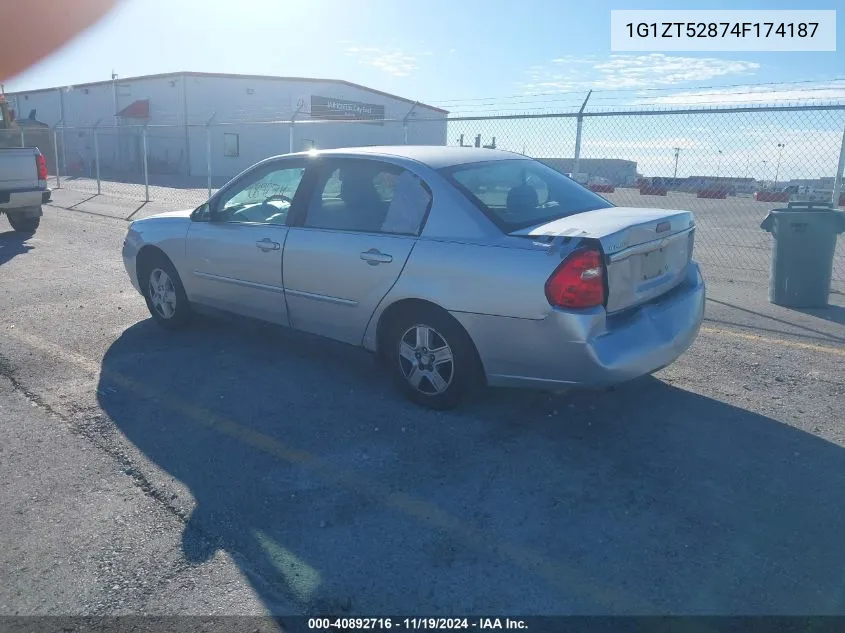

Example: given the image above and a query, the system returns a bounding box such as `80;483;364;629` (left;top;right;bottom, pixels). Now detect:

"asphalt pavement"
1;204;844;616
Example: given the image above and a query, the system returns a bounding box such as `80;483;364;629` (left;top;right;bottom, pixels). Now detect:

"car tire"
385;305;483;410
141;253;191;329
7;211;40;233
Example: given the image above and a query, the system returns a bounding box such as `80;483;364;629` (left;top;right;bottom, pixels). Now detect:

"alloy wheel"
148;268;177;319
397;324;455;395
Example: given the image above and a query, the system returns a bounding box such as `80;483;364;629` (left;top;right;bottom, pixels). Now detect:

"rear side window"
304;159;431;235
442;159;613;232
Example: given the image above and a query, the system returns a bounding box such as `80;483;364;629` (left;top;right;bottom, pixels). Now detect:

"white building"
6;71;448;180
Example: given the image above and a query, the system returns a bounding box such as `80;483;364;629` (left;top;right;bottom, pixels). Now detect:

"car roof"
285;145;530;169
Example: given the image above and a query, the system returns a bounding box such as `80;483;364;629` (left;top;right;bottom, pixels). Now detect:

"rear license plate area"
641;249;667;280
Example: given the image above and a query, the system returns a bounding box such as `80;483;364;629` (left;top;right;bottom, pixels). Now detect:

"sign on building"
310;96;384;125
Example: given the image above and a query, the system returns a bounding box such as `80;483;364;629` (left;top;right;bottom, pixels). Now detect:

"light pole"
762;160;768;185
774;143;785;185
672;147;681;181
715;150;723;182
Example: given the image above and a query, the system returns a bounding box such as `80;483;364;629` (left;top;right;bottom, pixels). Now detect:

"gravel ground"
1;205;844;616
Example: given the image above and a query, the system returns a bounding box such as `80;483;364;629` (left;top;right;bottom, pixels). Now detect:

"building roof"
686;176;755;182
5;71;448;114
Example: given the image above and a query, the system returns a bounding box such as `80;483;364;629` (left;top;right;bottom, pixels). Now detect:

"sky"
5;0;844;112
4;0;844;178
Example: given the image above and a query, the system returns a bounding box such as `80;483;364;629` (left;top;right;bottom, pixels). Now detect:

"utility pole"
672;147;681;181
774;143;785;185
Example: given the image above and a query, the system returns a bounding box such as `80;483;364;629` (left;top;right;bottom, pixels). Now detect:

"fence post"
403;102;419;145
52;125;61;189
205;112;216;199
93;119;102;195
573;90;592;174
59;120;68;176
289;120;294;154
142;124;150;202
832;125;845;208
289;104;304;154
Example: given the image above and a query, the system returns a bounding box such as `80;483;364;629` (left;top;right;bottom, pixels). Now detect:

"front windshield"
442;159;613;231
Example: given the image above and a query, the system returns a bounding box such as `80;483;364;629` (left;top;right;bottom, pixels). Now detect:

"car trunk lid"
510;206;695;313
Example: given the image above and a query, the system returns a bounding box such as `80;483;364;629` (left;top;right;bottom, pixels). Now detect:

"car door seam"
280;226;293;324
360;239;418;347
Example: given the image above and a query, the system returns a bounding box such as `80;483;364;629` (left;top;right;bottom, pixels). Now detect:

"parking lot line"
2;326;653;613
700;326;845;357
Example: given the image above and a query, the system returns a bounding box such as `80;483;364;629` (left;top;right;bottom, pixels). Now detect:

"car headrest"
507;184;539;213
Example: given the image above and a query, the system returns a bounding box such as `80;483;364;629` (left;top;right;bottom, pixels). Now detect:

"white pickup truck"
1;147;51;233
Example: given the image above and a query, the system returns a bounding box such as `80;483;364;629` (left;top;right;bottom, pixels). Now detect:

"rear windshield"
441;159;613;232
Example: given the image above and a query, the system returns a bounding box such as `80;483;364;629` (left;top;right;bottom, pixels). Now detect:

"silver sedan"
122;146;705;409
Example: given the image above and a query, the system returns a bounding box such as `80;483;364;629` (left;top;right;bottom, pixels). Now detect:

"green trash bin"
760;202;845;308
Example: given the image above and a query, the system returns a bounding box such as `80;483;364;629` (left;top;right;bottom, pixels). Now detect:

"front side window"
216;163;306;224
442;159;613;232
304;160;431;235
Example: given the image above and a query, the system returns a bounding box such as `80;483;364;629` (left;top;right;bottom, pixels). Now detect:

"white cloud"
343;45;421;77
521;53;759;92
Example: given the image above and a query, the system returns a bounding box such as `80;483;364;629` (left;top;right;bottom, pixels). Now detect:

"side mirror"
191;203;210;222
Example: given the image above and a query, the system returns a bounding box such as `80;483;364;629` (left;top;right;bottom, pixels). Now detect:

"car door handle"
360;248;393;265
255;238;281;252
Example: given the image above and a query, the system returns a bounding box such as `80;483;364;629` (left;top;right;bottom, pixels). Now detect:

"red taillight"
545;247;606;309
35;154;48;181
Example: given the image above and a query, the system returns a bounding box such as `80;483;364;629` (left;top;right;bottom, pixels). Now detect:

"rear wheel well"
375;298;486;381
136;246;169;292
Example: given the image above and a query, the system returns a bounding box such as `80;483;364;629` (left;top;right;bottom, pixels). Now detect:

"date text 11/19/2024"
307;617;528;630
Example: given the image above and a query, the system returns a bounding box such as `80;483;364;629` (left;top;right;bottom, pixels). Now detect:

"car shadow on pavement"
96;317;845;616
0;230;34;267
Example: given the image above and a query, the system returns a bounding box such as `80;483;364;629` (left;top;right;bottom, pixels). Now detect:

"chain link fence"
34;104;845;291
